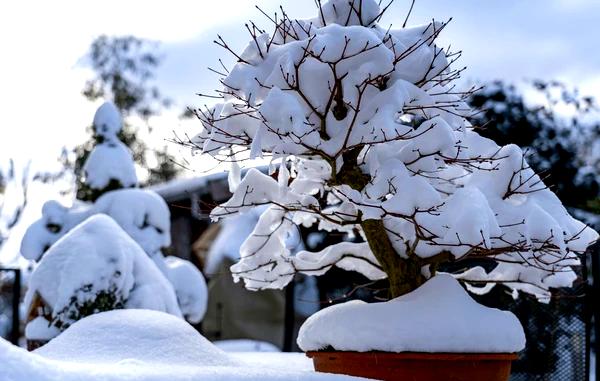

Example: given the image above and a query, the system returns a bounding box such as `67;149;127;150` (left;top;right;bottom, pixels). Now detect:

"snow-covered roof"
150;166;269;203
150;171;226;202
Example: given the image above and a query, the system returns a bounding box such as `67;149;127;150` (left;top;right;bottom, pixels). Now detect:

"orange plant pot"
307;351;518;381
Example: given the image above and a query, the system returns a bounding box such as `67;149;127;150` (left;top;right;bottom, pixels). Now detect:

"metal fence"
473;263;590;381
316;250;598;381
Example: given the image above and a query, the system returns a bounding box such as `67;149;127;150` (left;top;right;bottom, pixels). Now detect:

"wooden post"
283;279;295;352
591;246;600;381
10;269;20;345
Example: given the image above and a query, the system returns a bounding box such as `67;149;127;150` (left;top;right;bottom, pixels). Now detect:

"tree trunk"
334;151;426;298
360;219;426;298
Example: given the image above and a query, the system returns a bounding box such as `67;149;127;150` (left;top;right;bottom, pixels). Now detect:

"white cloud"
0;0;275;161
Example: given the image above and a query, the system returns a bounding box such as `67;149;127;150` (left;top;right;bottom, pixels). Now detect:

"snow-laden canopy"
24;215;181;338
83;141;137;191
191;0;598;300
161;256;208;323
21;188;170;261
83;101;137;192
93;101;123;141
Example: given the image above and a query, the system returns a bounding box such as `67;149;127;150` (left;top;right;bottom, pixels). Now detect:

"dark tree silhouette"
468;80;599;212
71;35;179;201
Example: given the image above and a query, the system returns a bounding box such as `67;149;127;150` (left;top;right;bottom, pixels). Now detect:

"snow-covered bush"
190;0;598;302
80;102;137;202
24;215;181;340
21;102;208;328
21;189;170;261
161;256;208;323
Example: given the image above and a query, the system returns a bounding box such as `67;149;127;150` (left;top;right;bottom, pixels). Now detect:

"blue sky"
0;0;599;166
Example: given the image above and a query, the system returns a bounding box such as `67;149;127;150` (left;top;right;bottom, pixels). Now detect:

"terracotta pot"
307;351;518;381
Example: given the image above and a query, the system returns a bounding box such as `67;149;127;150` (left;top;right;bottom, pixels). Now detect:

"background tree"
468;80;599;213
0;161;32;251
71;35;179;201
0;168;5;195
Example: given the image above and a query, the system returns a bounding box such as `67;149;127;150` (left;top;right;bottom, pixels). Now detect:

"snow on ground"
0;309;367;381
231;352;315;372
214;339;281;353
298;274;526;353
34;309;229;366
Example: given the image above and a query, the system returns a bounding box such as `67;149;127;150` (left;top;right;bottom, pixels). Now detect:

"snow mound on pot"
297;274;526;353
35;309;230;366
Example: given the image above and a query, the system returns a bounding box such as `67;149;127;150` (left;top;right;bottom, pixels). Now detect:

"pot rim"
306;351;519;361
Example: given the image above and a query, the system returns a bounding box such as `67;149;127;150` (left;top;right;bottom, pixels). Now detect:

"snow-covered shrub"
21;102;208;327
189;0;598;302
161;256;208;323
21;188;171;262
24;215;181;340
80;102;137;202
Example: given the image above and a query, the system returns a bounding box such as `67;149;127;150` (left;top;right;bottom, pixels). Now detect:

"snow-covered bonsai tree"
190;0;598;305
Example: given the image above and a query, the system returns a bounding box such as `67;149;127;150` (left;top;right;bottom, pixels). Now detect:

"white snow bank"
297;274;525;353
35;309;231;366
24;215;181;337
0;309;367;381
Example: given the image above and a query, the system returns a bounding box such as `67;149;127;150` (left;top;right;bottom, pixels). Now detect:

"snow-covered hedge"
21;189;170;261
191;0;598;301
24;215;181;339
